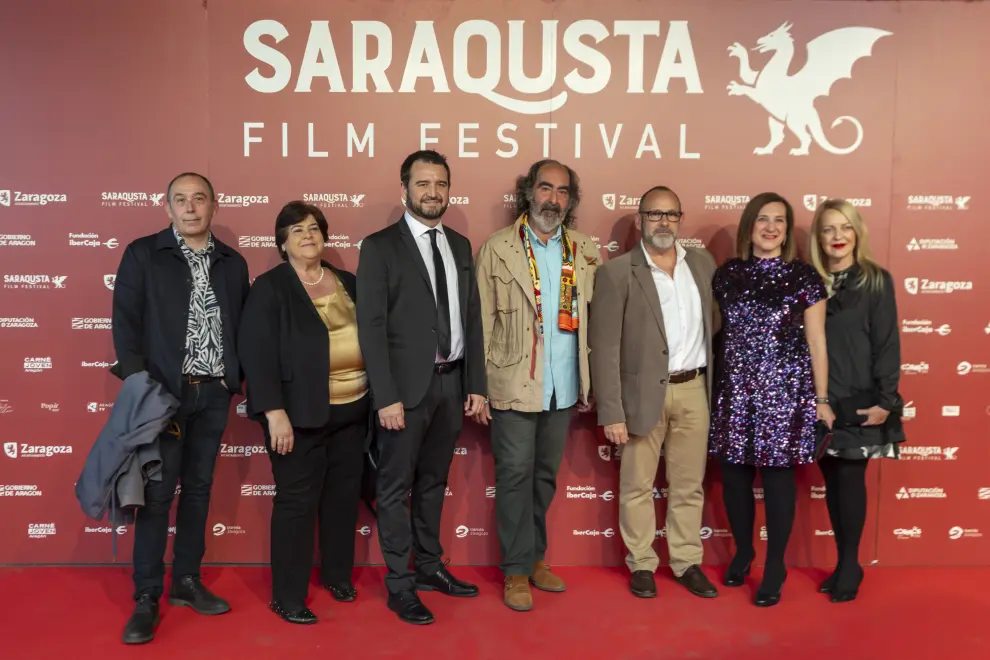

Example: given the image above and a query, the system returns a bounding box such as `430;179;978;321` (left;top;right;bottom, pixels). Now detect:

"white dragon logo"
727;23;891;155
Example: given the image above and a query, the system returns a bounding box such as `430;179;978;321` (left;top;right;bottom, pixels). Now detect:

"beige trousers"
619;375;709;577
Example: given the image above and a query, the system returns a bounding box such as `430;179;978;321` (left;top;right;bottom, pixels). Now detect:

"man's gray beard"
646;231;676;251
529;209;562;234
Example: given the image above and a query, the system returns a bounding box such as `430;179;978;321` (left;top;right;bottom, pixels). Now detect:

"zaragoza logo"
727;22;891;156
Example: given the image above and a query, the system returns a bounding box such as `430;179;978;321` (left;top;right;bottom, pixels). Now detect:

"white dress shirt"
404;212;463;362
641;241;706;372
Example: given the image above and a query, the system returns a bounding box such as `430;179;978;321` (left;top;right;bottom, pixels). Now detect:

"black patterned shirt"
173;226;225;377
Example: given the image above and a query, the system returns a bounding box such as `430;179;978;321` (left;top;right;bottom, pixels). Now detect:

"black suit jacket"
356;217;485;410
237;260;360;429
110;226;250;398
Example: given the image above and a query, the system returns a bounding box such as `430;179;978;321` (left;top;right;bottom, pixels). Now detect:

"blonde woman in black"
809;199;905;603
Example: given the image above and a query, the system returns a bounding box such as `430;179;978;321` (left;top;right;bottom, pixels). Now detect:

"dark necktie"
428;229;452;360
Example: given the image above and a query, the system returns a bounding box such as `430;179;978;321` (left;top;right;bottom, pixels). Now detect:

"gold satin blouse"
311;277;367;405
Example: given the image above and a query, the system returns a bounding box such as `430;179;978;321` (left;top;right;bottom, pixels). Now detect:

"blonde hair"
809;199;885;294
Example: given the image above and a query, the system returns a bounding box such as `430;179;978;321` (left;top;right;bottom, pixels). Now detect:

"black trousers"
720;460;796;574
132;379;232;599
376;366;463;594
265;395;369;609
818;455;868;569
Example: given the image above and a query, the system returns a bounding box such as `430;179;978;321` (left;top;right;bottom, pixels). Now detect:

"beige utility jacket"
475;216;602;412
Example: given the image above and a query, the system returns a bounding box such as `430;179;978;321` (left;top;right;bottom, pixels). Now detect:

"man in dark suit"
356;150;486;625
112;172;250;644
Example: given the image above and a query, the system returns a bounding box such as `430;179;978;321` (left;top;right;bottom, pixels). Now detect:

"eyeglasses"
639;210;683;223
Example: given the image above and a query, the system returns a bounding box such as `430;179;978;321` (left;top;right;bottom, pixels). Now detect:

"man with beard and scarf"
356;150;486;625
471;159;601;612
588;186;720;600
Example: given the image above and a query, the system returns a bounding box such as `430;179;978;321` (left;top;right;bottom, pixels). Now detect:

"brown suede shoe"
504;575;533;611
530;561;566;592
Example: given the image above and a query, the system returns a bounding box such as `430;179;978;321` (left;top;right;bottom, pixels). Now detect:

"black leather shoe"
168;576;231;615
122;594;159;645
754;568;787;607
630;570;657;598
324;581;357;602
416;566;479;597
387;591;435;625
830;565;863;603
722;554;753;587
674;565;718;598
270;601;317;624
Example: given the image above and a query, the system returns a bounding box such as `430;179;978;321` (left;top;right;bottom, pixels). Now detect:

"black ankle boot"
122;594;160;644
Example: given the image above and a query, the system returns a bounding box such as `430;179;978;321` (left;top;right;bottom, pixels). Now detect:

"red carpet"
1;565;987;658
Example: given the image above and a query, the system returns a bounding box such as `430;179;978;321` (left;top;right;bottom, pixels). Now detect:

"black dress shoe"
387;591;435;625
122;594;159;645
168;575;231;615
416;566;479;597
324;581;357;602
723;552;754;588
754;568;787;607
270;601;318;624
674;565;719;598
830;565;863;603
630;570;657;598
268;600;317;624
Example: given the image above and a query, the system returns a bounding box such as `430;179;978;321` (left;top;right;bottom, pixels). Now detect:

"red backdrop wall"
1;0;987;567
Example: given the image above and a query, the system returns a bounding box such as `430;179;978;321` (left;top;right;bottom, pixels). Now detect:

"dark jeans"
266;395;369;609
490;404;571;576
132;379;231;600
376;366;463;594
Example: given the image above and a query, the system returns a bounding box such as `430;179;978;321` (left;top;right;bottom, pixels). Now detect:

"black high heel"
754;568;787;607
819;568;840;594
723;553;754;587
830;565;863;603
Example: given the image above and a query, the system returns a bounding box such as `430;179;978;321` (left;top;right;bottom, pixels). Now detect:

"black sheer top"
825;264;906;450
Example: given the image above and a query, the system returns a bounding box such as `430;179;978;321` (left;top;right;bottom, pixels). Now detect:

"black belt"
184;374;220;385
434;360;462;375
668;367;705;384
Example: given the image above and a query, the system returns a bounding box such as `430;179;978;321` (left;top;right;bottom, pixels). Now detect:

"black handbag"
832;391;877;428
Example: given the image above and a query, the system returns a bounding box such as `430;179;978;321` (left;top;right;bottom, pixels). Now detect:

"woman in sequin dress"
709;192;832;607
810;199;904;603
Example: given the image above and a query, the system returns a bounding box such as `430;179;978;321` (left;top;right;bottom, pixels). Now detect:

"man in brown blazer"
589;186;719;600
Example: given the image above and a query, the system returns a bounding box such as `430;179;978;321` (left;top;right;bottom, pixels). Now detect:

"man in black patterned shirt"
111;172;250;645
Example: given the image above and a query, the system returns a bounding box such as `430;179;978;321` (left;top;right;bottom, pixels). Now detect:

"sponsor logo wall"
0;1;987;567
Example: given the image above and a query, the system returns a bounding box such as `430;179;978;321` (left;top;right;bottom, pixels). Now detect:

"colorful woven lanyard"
520;215;578;335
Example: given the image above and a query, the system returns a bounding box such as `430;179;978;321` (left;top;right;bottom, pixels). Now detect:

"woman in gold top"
239;201;370;624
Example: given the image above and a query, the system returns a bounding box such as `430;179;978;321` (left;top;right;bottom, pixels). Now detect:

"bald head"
637;186;683;254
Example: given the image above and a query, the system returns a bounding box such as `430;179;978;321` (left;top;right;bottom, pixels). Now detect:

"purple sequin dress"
709;257;827;467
